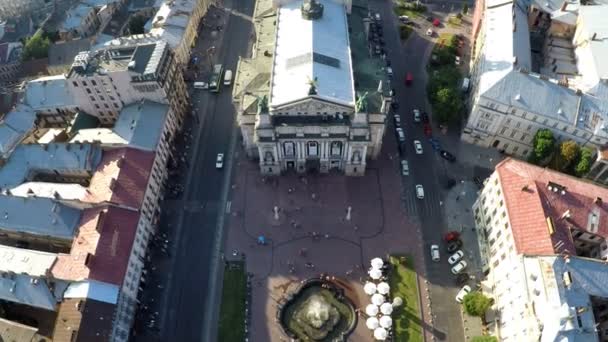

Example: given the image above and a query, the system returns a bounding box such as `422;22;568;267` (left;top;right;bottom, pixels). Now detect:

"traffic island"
218;261;248;342
388;255;423;342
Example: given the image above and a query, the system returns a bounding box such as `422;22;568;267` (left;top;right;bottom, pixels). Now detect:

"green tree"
462;291;493;317
575;147;594;177
462;3;469;14
532;129;555;162
557;140;581;171
22;31;50;61
433;87;462;123
471;336;497;342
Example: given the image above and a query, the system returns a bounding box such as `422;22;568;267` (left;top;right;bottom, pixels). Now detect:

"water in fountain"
305;295;332;328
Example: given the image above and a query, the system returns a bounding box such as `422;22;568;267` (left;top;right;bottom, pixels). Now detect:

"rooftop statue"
307;77;318;96
301;0;324;20
355;92;369;113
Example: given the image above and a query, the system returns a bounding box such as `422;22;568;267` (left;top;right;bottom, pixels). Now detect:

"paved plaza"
224;147;428;341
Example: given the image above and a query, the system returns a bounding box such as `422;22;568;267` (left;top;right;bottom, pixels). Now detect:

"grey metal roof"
70;100;168;150
0;245;57;276
0;195;82;240
482;70;581;123
0;143;102;189
578;6;608;81
48;38;92;67
476;0;531;96
24;75;76;110
0;273;58;310
0;104;36;158
132;44;157;74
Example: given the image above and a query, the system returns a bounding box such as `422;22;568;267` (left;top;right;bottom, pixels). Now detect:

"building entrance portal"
305;159;320;173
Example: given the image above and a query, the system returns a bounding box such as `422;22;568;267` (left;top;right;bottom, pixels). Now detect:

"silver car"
451;260;468;274
401;160;409;176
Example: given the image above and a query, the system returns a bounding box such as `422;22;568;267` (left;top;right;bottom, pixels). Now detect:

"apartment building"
233;0;391;176
0;42;22;85
0;143;166;341
146;0;212;66
472;158;608;340
462;0;608;157
59;4;101;40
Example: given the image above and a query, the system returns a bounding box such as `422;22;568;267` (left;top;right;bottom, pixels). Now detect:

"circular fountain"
279;278;356;341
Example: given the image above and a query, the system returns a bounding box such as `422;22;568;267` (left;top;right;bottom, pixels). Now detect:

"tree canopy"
531;129;555;162
462;291;493;317
22;31;50;61
575;147;594;177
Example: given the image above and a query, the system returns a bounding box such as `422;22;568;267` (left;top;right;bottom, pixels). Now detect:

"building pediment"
271;97;353;115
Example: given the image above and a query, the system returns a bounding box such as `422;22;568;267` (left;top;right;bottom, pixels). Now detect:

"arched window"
283;141;295;157
307;141;318;156
352;150;362;164
330;141;342;156
264;151;274;163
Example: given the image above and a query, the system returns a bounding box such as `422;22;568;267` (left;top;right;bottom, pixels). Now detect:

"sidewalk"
443;180;484;341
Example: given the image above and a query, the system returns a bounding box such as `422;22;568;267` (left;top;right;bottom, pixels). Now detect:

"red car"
405;72;413;86
433;18;440;27
423;123;432;137
444;231;460;242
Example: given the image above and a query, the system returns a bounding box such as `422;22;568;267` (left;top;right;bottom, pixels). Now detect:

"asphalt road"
373;1;466;341
157;1;254;341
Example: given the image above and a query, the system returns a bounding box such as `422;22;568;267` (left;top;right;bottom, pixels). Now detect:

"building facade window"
283;141;295;157
330;141;342;156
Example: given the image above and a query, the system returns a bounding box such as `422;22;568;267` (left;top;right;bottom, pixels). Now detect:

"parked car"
430;244;440;262
405;72;413;86
401;160;410;176
426;16;433;22
413;109;421;123
422;111;430;123
440;150;456;162
396;127;405;142
415;184;425;199
455;285;472;303
394;114;401;127
391;99;400;110
448;250;464;265
216;153;224;169
451;260;468;274
426;29;434;36
399;15;410;23
444;231;461;242
432;18;440;27
455;55;461;65
423;123;432;137
414;140;423;154
447;239;463;253
387;66;393;78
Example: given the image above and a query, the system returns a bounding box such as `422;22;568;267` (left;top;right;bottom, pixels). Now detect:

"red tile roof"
496;158;608;255
85;148;154;209
51;206;138;286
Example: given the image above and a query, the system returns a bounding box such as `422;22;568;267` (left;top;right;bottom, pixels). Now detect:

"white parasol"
377;282;390;295
380;302;393;315
366;316;380;330
371;257;384;269
364;282;377;295
392;297;403;307
379;315;393;328
371;293;386;306
373;327;388;340
365;304;379;316
369;268;383;280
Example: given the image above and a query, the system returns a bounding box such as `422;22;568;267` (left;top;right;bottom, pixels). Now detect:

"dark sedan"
440;150;456;162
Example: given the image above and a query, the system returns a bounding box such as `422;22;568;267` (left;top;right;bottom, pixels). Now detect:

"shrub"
462;292;493;317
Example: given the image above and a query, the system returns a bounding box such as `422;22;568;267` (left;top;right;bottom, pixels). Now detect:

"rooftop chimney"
592;33;597;41
595;197;603;205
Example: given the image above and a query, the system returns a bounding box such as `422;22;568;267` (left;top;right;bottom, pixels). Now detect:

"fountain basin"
279;278;357;341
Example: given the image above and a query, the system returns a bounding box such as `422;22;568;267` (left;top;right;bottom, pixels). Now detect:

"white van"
461;77;470;92
194;81;209;89
224;69;233;86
